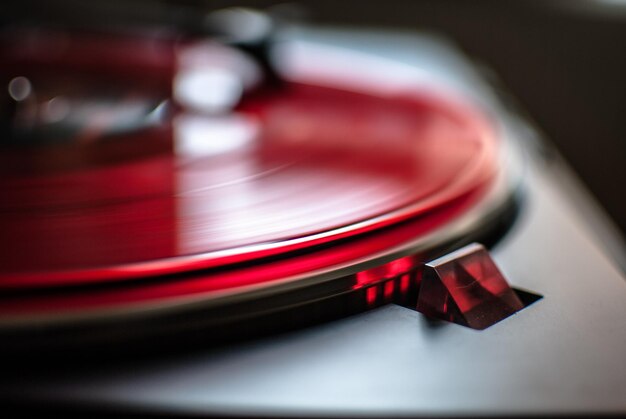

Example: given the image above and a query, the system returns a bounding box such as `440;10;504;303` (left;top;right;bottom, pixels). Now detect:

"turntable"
1;5;625;418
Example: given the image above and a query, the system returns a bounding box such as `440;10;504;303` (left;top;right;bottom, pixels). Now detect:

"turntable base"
2;27;625;418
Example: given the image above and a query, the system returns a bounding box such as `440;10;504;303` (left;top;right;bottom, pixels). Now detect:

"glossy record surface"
0;30;499;291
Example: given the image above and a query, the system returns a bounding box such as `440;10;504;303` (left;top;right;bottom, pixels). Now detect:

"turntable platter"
0;29;508;336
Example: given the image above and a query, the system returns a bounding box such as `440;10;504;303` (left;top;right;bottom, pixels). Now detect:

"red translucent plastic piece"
416;243;524;329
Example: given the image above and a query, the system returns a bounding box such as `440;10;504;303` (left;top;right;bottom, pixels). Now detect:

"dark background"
5;0;626;236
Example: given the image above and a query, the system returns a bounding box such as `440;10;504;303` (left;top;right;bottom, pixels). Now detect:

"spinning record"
0;28;509;332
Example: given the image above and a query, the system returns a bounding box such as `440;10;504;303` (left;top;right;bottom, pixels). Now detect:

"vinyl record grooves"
0;28;512;341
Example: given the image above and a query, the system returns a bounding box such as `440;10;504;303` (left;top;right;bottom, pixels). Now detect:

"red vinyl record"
0;29;505;326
